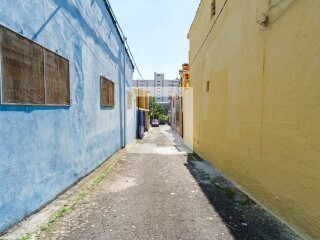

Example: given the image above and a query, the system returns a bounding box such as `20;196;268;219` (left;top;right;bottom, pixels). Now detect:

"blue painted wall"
0;0;136;232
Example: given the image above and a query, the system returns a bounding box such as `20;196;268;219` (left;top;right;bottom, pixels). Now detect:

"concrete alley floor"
3;125;301;240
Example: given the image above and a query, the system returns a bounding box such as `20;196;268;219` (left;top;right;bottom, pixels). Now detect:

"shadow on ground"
161;126;301;239
184;153;301;240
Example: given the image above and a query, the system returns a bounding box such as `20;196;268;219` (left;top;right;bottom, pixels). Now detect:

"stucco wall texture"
188;0;320;238
0;0;136;233
182;88;193;150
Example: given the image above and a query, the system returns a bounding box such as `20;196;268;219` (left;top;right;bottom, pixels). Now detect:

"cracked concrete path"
10;125;300;240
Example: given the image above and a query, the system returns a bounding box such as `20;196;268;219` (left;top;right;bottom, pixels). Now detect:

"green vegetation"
39;158;118;233
75;190;86;201
19;233;32;240
159;114;168;121
18;153;123;240
74;173;106;201
149;97;168;121
74;162;116;202
40;207;71;232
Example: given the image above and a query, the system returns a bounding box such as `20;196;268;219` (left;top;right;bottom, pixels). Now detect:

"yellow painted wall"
188;0;320;238
183;87;193;149
133;88;149;110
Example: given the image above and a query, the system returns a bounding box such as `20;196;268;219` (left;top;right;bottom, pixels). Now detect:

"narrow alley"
5;125;300;240
0;1;319;239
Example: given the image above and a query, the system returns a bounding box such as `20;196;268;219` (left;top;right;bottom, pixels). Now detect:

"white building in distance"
133;73;180;104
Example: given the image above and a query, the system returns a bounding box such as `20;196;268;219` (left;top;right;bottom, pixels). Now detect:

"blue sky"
109;0;200;80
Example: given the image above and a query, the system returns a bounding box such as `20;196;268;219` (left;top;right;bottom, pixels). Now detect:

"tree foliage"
149;97;167;121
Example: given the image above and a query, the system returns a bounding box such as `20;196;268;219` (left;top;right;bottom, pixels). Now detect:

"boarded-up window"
0;25;70;105
101;76;115;107
127;91;132;109
44;51;70;105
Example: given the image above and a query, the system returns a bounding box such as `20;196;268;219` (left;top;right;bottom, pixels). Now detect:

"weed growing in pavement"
19;233;31;240
75;190;86;201
90;174;106;188
17;152;124;240
40;207;71;232
74;163;116;202
74;173;105;201
40;224;49;232
73;173;107;201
